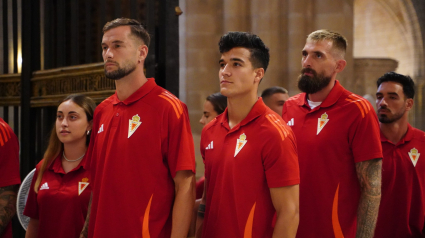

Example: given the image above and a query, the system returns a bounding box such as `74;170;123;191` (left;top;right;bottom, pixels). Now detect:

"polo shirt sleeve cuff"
268;178;300;188
354;152;383;163
0;178;21;188
173;165;196;177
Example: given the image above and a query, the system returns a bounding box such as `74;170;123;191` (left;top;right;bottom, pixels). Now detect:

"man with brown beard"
281;29;383;238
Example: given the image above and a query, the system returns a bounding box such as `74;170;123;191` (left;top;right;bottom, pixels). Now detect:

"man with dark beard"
79;18;196;238
281;29;383;238
374;72;425;238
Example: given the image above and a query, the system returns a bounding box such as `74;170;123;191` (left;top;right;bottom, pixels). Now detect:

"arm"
79;193;92;238
0;184;18;235
195;178;207;238
270;185;299;238
355;158;382;238
171;170;195;238
25;218;39;238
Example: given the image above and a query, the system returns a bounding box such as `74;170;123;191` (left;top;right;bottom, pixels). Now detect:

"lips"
104;61;118;67
60;130;70;134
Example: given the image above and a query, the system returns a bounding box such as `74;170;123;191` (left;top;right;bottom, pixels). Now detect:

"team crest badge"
128;114;142;138
317;112;329;135
234;133;247;157
408;148;420;167
78;178;89;195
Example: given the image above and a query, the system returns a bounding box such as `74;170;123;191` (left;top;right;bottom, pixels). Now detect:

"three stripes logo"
205;141;214;150
265;114;290;141
0;121;11;147
345;94;371;118
40;182;49;190
159;91;183;119
287;118;294;126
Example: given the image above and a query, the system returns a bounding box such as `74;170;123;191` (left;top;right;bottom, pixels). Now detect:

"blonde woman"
24;94;96;238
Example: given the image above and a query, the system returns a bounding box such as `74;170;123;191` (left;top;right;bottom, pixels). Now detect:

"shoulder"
201;116;221;136
260;110;293;142
412;127;425;141
285;93;304;106
340;91;374;118
147;86;187;118
94;95;115;116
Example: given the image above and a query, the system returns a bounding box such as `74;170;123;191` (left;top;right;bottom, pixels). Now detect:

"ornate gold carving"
0;62;116;106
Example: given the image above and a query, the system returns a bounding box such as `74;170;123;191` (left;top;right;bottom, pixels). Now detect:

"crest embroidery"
408;148;420;167
234;133;247;157
78;178;89;195
128;114;142;138
317;112;329;135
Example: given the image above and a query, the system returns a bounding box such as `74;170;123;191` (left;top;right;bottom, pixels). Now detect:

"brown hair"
34;94;96;193
103;18;150;47
307;29;347;59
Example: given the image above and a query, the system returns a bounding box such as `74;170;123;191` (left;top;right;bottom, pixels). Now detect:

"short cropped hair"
377;72;415;99
219;32;270;72
307;29;347;59
103;18;150;47
261;86;288;99
206;93;227;115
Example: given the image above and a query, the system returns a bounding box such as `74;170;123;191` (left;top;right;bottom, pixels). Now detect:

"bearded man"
282;29;382;238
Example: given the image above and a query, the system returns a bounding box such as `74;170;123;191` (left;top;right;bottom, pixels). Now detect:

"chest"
38;169;91;204
203;127;265;177
95;104;163;146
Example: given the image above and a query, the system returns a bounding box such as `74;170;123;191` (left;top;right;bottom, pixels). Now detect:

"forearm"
195;203;205;238
0;185;18;235
273;209;299;238
355;159;382;238
171;172;195;238
25;218;39;238
271;185;300;238
79;193;92;238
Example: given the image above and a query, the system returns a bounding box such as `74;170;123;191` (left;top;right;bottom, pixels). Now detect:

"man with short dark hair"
261;86;290;115
282;29;382;238
0;118;20;238
374;72;425;237
196;32;300;238
80;18;196;238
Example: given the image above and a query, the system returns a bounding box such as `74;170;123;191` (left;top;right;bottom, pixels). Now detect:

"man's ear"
405;98;414;112
138;44;148;63
254;68;265;84
335;59;346;73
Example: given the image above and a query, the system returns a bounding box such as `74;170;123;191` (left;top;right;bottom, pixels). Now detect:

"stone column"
353;58;398;110
250;0;287;94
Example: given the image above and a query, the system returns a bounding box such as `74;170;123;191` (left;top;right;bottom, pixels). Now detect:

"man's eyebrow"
230;58;244;63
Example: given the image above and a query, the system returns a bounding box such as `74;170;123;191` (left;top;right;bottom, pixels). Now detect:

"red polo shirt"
201;98;299;238
374;124;425;237
24;153;91;238
86;78;195;238
0;118;20;238
282;81;382;238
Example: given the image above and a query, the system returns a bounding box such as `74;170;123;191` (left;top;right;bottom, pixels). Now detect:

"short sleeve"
23;168;40;219
349;102;383;163
0;120;21;188
164;103;196;178
262;126;300;188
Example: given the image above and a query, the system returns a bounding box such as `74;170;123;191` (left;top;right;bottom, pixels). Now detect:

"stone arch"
354;0;424;127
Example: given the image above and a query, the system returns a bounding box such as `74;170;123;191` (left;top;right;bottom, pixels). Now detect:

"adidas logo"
205;141;214;150
287;118;294;126
40;182;49;190
98;124;104;133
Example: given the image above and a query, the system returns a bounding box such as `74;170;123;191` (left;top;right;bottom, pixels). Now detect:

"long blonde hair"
34;94;96;192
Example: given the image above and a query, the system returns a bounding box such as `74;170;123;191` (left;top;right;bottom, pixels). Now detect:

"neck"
308;78;336;102
63;141;87;161
115;67;147;101
380;117;409;144
227;92;258;129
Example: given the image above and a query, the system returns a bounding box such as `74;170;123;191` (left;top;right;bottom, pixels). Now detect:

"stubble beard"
105;62;137;80
297;68;332;94
378;107;405;124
